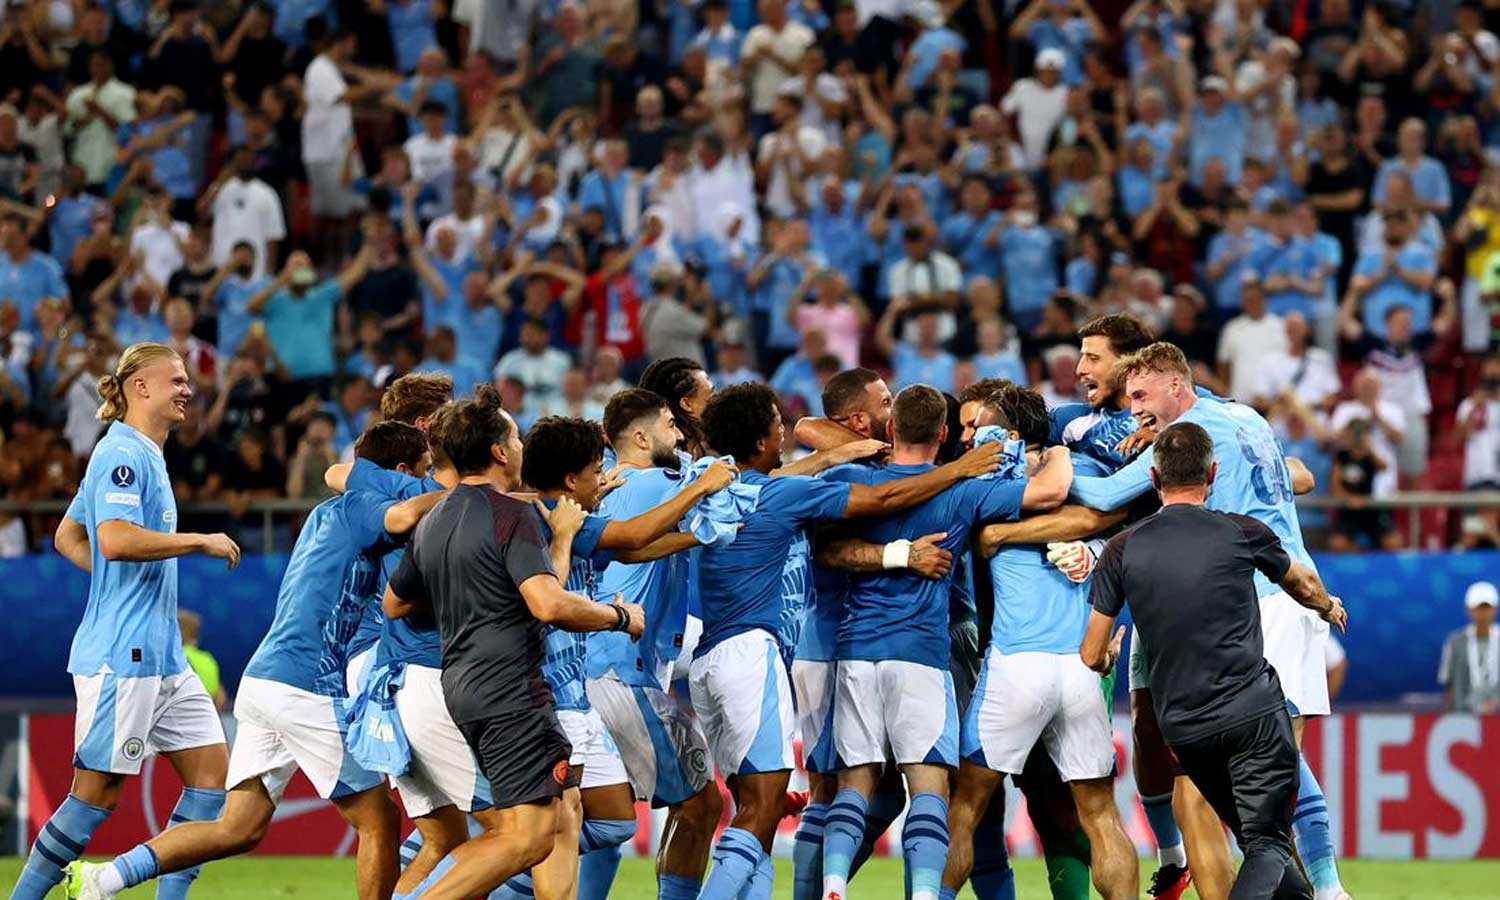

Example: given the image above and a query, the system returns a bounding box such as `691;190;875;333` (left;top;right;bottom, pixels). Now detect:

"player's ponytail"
96;342;182;423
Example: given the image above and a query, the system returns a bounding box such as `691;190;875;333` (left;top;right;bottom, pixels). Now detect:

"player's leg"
899;763;952;900
939;761;1004;898
407;800;561;900
851;767;906;875
820;763;879;900
14;769;118;900
529;786;583;900
1016;748;1089;900
886;662;961;900
1053;653;1137;900
330;785;403;900
1166;776;1232;900
150;669;232;900
578;781;639;900
17;671;159;900
397;807;469;896
791;658;838;900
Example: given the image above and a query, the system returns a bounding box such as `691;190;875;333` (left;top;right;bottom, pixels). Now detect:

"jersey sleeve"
505;511;557;586
1230;513;1292;583
1088;533;1128;617
65;491;85;523
88;444;147;527
1068;445;1155;510
388;547;428;607
573;513;613;568
341;490;400;548
1048;403;1088;448
779;474;854;525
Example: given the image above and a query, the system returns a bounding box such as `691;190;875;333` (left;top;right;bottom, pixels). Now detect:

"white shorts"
557;707;629;790
790;659;837;774
346;646;375;698
1128;626;1150;692
227;676;384;804
73;668;225;775
960;648;1115;781
1260;591;1332;717
589;675;711;806
687;629;796;778
391;664;493;817
833;659;958;768
670;616;704;684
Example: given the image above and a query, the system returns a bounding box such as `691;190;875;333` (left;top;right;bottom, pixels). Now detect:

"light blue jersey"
67;421;187;678
776;529;814;670
987;454;1110;655
345;459;447;671
242;491;398;697
1049;403;1139;472
822;464;1024;669
695;471;851;659
587;466;692;688
1069;398;1316;597
536;501;614;713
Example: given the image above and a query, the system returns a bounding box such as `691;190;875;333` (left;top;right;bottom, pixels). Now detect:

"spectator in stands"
1439;581;1499;714
1374;118;1452;217
1001;47;1068;171
641;260;714;366
247;247;373;397
1217;273;1287;402
286;410;339;501
1036;343;1082;408
201;147;285;279
1457;355;1500;489
1255;311;1340;411
1328;416;1398;551
1346;207;1438;340
496;316;573;416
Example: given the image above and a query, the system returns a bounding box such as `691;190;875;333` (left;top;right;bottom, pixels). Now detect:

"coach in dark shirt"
1081;422;1346;900
384;385;643;899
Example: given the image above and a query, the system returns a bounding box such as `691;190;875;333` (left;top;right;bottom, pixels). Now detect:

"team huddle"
13;314;1353;900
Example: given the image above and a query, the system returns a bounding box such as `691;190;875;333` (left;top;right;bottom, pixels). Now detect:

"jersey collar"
109;420;165;460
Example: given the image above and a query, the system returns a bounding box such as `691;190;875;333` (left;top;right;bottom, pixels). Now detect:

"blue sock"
903;793;950;900
407;854;457;899
854;784;904;874
110;844;161;890
1293;755;1342;898
792;802;828;900
737;853;774;900
698;827;764;900
399;829;425;871
578;818;636;900
153;787;225;900
940;888;959;900
660;872;703;900
1141;792;1186;867
11;793;110;900
821;788;868;896
488;871;534;900
970;799;1015;900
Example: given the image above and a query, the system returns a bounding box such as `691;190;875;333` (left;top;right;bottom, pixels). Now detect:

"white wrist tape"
882;539;912;569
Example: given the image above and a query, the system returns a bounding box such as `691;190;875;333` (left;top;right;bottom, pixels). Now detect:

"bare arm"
816;531;953;579
96;520;239;567
519;574;644;636
615;531;700;563
598;461;732;550
842;442;1002;517
1021;446;1073;511
1080;610;1124;673
772;439;887;477
1279;560;1345;630
1287;457;1315;495
383;490;446;536
55;515;91;572
975;505;1126;558
793;416;864;451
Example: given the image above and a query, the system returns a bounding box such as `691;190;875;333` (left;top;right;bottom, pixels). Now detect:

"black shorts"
458;707;578;809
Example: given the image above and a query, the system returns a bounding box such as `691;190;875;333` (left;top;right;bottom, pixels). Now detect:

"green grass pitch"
5;856;1499;898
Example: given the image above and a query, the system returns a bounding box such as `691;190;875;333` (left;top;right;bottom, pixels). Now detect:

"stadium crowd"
0;0;1499;554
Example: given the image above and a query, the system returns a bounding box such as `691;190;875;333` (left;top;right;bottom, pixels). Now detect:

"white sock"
1314;889;1345;900
1158;843;1187;869
97;863;128;896
823;875;848;899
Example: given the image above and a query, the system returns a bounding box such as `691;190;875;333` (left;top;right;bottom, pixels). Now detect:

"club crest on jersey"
121;737;145;761
111;466;136;488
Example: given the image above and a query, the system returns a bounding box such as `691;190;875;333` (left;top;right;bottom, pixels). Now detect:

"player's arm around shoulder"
842;440;1005;517
1020;445;1072;511
974;503;1125;558
382;488;447;536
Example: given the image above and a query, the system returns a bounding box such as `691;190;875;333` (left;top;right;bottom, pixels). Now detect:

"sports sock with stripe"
10;793;110;900
902;793;950;900
153;787;225;900
1293;755;1343;900
792;802;828;900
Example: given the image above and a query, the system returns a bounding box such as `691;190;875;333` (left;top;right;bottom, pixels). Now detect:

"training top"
1091;504;1292;744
